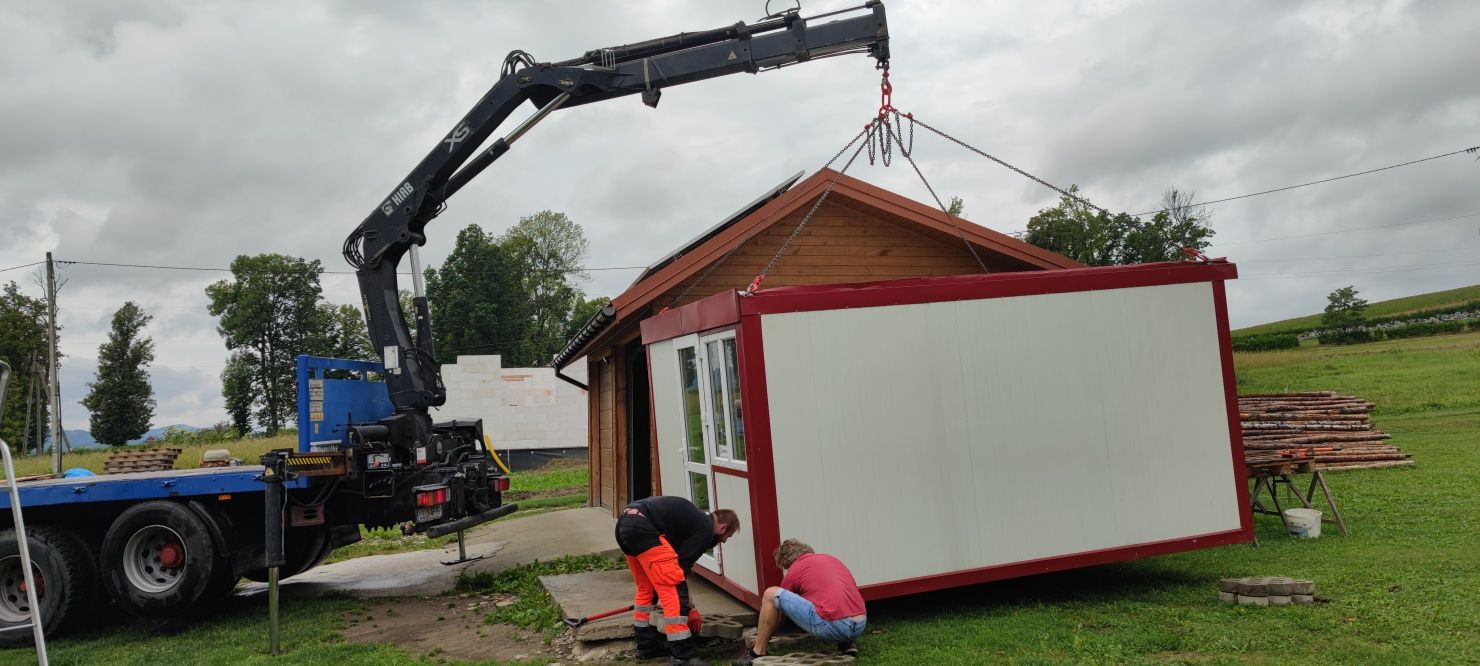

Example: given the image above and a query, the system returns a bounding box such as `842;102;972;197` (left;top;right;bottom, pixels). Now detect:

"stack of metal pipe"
1238;392;1413;471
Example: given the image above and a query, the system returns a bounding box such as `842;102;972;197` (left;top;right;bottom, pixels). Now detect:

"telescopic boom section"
342;1;888;452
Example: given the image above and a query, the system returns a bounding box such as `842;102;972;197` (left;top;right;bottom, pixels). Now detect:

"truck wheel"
0;526;98;646
101;501;219;618
243;527;330;582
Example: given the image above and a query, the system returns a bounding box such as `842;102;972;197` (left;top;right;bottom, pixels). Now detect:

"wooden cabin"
552;168;1081;516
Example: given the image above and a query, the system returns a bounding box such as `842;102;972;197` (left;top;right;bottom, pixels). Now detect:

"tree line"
209;210;605;437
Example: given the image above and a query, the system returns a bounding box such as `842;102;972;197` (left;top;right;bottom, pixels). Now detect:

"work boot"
730;646;760;665
668;636;709;666
837;640;859;657
634;626;669;660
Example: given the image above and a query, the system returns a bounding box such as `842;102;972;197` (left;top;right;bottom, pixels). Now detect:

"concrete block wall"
436;355;588;451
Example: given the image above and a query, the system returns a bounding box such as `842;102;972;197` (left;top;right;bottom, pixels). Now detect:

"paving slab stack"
1219;577;1315;606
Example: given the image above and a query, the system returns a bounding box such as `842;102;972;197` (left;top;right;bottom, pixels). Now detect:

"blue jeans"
773;589;866;643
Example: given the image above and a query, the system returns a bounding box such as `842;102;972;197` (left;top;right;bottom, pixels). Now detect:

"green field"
1234;282;1480;337
5;333;1477;664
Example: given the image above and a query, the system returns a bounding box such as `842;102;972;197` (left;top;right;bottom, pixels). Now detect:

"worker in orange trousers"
616;496;740;665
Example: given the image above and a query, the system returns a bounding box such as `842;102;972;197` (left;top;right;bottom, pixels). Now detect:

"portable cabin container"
639;260;1253;606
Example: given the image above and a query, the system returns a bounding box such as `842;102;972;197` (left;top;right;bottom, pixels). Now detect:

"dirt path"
342;596;558;663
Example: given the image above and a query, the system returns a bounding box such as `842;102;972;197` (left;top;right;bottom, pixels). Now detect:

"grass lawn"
0;457;591;665
855;333;1479;664
8;434;295;478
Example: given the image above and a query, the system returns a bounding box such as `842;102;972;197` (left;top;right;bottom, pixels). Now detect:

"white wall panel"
647;339;689;502
763;282;1241;587
714;473;758;593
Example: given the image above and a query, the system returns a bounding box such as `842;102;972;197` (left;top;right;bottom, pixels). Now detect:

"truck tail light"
494;476;510;492
415;486;450;508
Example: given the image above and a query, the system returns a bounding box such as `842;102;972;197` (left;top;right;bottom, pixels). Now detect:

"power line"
1208;211;1480;247
1240;258;1480;280
56;259;646;274
1129;144;1480;216
1234;245;1480;264
0;261;44;274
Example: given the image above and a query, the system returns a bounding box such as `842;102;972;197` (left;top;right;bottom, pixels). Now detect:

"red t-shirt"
779;553;866;621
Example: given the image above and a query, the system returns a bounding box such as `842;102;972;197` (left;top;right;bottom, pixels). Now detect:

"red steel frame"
641;260;1254;608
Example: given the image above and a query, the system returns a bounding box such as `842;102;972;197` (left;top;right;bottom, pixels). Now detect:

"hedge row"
1364;300;1480;327
1378;319;1470;340
1232;333;1300;352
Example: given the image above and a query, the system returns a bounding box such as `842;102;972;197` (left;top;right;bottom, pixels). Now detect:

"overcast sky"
2;0;1476;430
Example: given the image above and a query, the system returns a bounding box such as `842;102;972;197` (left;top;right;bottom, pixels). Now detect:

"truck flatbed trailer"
0;466;312;509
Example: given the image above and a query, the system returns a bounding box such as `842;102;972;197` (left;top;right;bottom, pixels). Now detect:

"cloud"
2;0;1477;429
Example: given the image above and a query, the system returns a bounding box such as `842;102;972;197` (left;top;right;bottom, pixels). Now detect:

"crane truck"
0;2;891;644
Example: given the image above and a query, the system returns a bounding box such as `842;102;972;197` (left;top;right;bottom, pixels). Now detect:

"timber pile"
104;448;183;474
1239;392;1413;471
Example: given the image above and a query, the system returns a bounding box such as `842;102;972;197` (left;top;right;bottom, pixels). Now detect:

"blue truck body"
2;356;384;511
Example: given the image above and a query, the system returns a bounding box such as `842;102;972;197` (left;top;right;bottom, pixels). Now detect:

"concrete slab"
541;568;758;642
238;507;616;599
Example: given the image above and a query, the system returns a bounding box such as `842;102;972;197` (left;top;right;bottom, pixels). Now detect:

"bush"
1380;320;1469;340
1320;329;1373;345
1232;333;1300;352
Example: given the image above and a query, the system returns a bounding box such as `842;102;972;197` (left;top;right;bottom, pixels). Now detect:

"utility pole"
46;252;63;474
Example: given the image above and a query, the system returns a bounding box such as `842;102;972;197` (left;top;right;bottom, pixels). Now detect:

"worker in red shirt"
733;539;867;665
616;495;741;665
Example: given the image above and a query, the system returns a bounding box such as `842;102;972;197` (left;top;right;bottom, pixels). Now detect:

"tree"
205;254;331;435
221;353;254;437
1024;186;1214;266
0;281;53;452
426;224;532;364
80;302;156;446
321;302;374;361
947;196;966;217
502;210;590;366
1321;286;1370;344
565;295;611;341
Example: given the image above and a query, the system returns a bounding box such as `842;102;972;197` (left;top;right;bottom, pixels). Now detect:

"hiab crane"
0;3;889;644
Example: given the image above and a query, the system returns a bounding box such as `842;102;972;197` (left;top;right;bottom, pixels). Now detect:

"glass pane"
724;338;745;461
706;340;728;456
679;347;705;464
688;471;710;511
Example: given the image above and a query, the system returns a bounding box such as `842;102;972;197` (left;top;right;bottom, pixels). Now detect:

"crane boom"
341;3;888;468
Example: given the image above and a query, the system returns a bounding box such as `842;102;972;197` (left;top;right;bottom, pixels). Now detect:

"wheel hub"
0;555;41;623
121;525;189;595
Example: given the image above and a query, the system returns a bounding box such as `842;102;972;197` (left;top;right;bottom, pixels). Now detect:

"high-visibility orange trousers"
626;536;695;641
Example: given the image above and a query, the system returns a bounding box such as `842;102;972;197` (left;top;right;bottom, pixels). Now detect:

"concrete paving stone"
541;569;756;642
1292;594;1315;605
1268;595;1292;605
752;651;855;665
1218;578;1241;594
1291;580;1316;595
1218;591;1237;603
1237;578;1269;596
1237;594;1270;606
1268;578;1294;595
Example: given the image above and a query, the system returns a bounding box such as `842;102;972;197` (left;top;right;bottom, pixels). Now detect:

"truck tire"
242;527;331;582
101;500;220;618
0;526;98;646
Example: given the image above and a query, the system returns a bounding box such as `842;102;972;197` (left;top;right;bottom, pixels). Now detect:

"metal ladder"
0;360;50;663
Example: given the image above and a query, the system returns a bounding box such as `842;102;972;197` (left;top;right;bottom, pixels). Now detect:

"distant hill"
1235;284;1480;337
63;424;202;449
